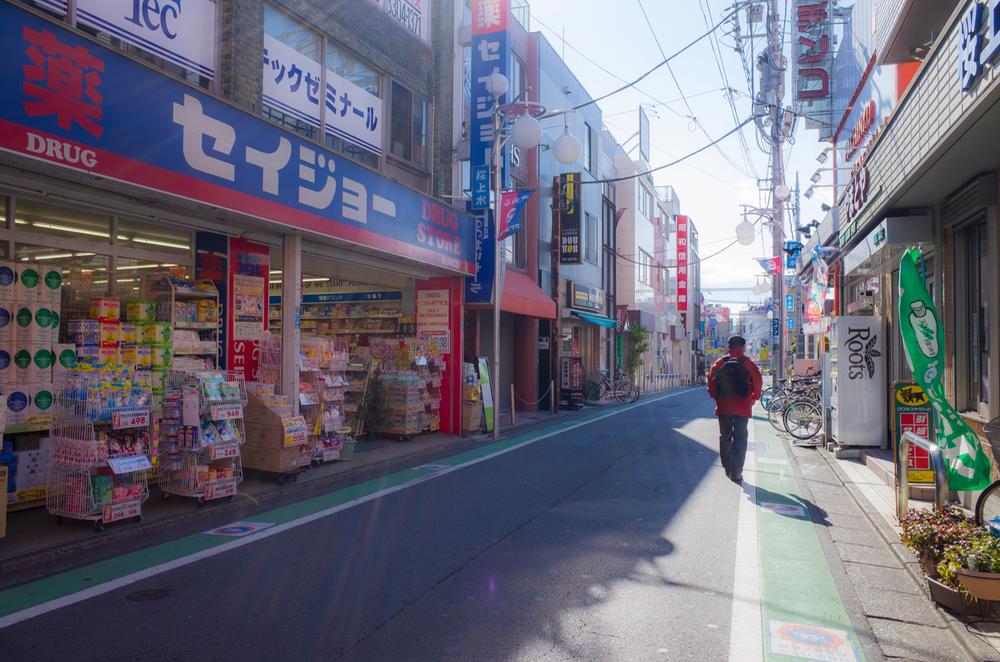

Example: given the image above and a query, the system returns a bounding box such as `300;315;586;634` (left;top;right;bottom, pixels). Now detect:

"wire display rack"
158;370;248;506
45;369;153;531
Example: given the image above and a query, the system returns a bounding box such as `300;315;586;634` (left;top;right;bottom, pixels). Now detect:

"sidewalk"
0;389;651;588
757;417;1000;661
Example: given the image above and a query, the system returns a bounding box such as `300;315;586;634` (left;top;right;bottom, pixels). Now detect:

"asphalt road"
1;390;746;661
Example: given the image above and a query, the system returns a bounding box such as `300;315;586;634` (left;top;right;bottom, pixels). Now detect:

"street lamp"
487;74;579;440
735;219;756;246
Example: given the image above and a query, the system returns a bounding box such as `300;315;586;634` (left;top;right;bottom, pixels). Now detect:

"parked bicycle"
765;375;823;442
973;417;1000;525
593;370;640;404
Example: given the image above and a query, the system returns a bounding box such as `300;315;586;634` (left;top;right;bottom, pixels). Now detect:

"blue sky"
527;0;831;309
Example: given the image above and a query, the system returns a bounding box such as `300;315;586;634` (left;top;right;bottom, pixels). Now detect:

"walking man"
707;336;763;484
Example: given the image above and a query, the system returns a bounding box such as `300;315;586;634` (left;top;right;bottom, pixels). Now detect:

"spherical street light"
715;313;724;323
735;220;755;246
510;115;543;150
766;310;775;320
553;130;581;165
485;72;509;99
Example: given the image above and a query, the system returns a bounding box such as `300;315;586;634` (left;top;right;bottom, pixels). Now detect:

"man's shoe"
730;473;743;484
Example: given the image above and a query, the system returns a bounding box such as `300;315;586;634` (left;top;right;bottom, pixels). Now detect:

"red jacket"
707;349;763;417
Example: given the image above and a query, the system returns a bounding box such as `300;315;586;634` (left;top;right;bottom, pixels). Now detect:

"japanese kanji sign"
792;0;833;139
464;209;496;304
676;215;689;313
892;382;935;485
559;173;582;264
262;34;382;155
0;4;474;274
471;0;509;175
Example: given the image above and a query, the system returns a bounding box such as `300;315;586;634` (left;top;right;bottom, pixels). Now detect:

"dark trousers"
718;415;749;476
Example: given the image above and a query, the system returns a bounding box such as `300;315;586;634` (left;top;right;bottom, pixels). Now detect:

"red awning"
502;271;556;318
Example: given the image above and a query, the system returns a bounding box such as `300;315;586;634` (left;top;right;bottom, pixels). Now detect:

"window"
14;199;111;244
583;122;594;173
585;212;598;264
391;82;428;166
638;249;652;285
637;184;648;218
263;6;321;140
511;55;527;101
117;218;192;257
324;40;382;169
961;220;991;413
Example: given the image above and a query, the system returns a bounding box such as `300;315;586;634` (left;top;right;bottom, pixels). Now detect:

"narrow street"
6;388;985;662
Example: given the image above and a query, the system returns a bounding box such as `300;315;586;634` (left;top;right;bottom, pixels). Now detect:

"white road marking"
0;388;701;631
729;423;763;662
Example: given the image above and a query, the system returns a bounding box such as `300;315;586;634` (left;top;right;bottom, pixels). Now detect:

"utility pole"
764;0;787;378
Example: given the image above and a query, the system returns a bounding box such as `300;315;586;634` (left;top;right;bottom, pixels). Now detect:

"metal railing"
896;430;949;519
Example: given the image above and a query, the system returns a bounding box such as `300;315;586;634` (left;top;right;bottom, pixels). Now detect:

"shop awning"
501;271;556;319
571;310;616;328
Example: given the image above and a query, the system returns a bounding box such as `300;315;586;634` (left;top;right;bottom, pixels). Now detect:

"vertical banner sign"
497;189;533;240
471;0;508;173
558;172;582;263
465;210;496;304
228;238;269;382
892;382;935;485
477;356;494;432
792;0;833;139
676;215;690;313
898;249;991;491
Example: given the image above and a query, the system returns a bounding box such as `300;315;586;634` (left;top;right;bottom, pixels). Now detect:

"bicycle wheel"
976;481;1000;525
625;382;640;403
613;381;631;404
783;399;822;440
760;386;784;410
767;396;787;432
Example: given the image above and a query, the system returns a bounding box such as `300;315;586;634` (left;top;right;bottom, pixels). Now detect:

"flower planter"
956;569;1000;601
920;555;939;579
926;576;987;617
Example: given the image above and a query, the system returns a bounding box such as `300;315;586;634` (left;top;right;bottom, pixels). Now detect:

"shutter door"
478;311;516;413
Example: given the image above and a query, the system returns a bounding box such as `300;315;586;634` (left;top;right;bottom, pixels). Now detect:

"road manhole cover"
125;588;171;602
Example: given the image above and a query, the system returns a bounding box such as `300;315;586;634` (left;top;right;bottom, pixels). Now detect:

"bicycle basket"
984;417;1000;465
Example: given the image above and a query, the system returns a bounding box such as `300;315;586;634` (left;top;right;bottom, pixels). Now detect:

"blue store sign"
0;4;474;274
465;210;496;304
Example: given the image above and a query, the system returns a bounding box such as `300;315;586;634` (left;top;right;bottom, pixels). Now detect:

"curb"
815;444;1000;661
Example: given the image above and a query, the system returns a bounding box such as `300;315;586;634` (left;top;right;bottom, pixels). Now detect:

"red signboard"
676;215;689;314
227;237;269;382
472;0;509;35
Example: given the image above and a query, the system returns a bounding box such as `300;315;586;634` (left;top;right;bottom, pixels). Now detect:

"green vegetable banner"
898;249;991;491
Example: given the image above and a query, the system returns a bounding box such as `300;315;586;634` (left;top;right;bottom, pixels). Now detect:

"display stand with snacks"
142;275;220;372
158;371;246;506
45;368;153;531
344;356;374;437
369;339;445;440
243;382;311;482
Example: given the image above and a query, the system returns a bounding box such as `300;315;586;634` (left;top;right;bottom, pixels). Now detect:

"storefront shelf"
173;289;218;299
173;350;218;356
175;322;219;330
300;315;401;320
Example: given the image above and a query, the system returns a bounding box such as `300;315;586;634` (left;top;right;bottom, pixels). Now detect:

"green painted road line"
0;389;695;624
753;419;866;662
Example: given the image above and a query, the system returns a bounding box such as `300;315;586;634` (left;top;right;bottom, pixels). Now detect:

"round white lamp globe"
775;184;791;201
735;220;756;246
553;131;581;165
510;115;543;150
766;310;775;320
485;72;509;99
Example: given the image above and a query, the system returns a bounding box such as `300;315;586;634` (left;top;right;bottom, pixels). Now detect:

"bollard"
550;380;556;415
510;383;516;426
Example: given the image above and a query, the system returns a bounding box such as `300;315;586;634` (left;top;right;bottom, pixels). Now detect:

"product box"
52;343;77;380
76;344;101;366
122;344;153;369
14;303;39;341
241;443;309;473
120;323;138;344
98;320;120;344
462;401;483;434
89;297;120;321
4;387;29;428
126;300;156;323
29;384;55;418
68;320;100;345
0;348;11;385
142;322;172;345
150;345;171;369
0;262;16;302
0;302;12;343
98;344;119;365
31;346;54;383
15;263;40;300
40;266;62;303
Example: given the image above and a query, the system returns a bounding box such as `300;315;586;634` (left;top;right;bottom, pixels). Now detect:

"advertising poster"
559;172;582;264
228;238;269;382
416;289;450;353
892;382;934;485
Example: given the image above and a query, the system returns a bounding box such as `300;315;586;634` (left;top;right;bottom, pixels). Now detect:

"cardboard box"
241;444;309;474
462;401;483;434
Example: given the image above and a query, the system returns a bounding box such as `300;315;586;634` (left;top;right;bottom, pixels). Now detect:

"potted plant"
899;507;978;578
939;533;1000;601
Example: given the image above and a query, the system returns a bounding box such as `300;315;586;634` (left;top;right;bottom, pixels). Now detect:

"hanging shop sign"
616;305;629;332
262;35;382;155
676;215;690;313
0;4;474;274
898;249;991;491
772;318;780;337
37;0;218;79
830;316;886;447
892;381;935;485
416;289;450;353
792;0;833;139
369;0;430;43
470;0;509;176
465;209;496;304
843;214;933;275
558;172;582;264
568;282;605;313
957;0;1000;91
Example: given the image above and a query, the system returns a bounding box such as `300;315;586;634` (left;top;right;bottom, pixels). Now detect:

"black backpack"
715;356;751;397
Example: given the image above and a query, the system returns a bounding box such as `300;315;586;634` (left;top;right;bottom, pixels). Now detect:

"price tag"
210;404;242;421
102;499;141;523
208;443;240;460
322;447;340;462
281;416;308;447
108;455;153;474
112;410;149;430
299;392;320;406
205;480;237;500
